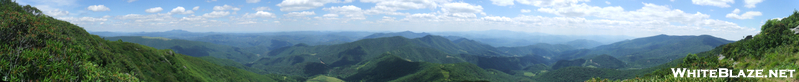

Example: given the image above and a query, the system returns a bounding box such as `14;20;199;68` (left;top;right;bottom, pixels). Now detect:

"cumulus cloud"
358;0;443;16
202;11;230;18
169;6;194;14
324;5;365;19
246;0;261;3
441;2;484;18
243;11;276;18
323;14;338;17
537;3;623;17
521;9;531;13
193;6;200;10
490;0;514;6
87;5;110;12
605;1;610;4
44;9;69;17
237;21;257;24
253;7;271;11
726;9;762;19
277;0;351;11
482;16;512;22
284;11;316;17
179;16;206;21
145;7;164;13
744;0;763;8
442;2;483;13
127;0;137;3
117;14;172;22
691;0;734;8
57;17;107;22
213;4;241;11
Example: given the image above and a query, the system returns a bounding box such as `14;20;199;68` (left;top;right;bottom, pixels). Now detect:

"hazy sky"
15;0;799;40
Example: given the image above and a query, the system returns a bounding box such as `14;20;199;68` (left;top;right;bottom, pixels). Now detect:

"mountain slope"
0;2;300;81
104;36;261;63
342;53;533;82
589;10;799;82
247;35;544;76
589;34;733;68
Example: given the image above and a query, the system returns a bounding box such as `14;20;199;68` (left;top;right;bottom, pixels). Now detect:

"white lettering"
718;68;729;77
672;68;687;77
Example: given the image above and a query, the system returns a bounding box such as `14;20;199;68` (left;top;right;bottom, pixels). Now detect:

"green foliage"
104;36;261;63
589;34;733;68
552;59;587;70
0;1;300;81
537;67;636;82
603;10;799;82
587;54;627;69
342;53;532;82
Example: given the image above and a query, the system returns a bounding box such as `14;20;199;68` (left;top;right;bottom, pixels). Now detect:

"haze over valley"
2;0;798;81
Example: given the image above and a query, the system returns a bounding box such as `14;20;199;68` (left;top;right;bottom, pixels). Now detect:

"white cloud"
744;0;763;8
44;9;69;17
237;21;257;24
284;11;316;17
482;16;512;22
127;0;137;3
145;7;164;13
87;5;110;12
253;7;272;11
179;16;206;21
490;0;514;6
516;0;589;7
169;6;194;14
193;6;200;10
277;0;351;11
605;1;610;4
323;14;339;17
442;2;483;13
521;9;531;13
537;3;623;17
440;2;484;18
691;0;734;8
202;11;230;18
207;0;217;2
57;17;107;22
726;9;762;19
671;0;675;2
359;0;444;16
117;14;172;22
514;2;750;34
274;21;280;23
244;11;276;18
246;0;261;3
324;5;365;20
213;4;241;11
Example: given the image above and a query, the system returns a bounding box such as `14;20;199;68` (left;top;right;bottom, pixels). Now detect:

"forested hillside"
589;34;733;68
0;1;301;81
104;36;261;63
588;10;799;82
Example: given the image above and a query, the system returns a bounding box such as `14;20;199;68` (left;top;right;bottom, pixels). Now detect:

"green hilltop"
588;10;799;82
0;1;301;81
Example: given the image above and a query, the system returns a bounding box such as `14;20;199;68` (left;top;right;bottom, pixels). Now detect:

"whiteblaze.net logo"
671;68;795;78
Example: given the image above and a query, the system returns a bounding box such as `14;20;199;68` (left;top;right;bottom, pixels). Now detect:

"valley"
2;0;798;81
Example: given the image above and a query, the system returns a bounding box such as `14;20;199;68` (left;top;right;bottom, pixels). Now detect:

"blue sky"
14;0;799;40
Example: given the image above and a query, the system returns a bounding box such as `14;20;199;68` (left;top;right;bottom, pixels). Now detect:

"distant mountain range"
588;34;733;68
